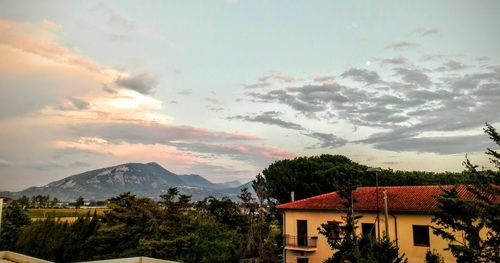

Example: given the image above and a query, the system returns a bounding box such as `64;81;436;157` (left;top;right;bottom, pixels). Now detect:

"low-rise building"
276;185;475;263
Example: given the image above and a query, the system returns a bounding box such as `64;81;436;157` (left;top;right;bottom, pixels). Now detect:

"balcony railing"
284;234;318;249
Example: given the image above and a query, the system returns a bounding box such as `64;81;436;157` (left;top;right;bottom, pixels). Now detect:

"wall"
283;210;456;263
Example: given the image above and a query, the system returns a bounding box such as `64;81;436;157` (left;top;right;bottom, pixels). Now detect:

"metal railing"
284;234;318;248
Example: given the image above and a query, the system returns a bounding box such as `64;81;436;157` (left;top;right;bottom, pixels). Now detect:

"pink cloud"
42;19;62;30
0;19;103;72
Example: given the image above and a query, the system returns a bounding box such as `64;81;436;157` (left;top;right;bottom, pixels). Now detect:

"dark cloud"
379;57;407;66
364;134;493;154
313;75;334;82
177;89;192;96
341;68;380;84
305;132;348;149
393;68;432;87
170;142;294;166
246;90;326;114
243;73;294;89
420;53;447;61
242;82;271;89
385;41;420;50
436;60;469;71
57;97;90;111
115;73;158;94
228;111;304;130
102;84;117;94
415;28;440;37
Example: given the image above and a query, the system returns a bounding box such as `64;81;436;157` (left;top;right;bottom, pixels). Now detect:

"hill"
0;162;250;201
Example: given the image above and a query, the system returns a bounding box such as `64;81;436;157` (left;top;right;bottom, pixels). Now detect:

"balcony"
284;234;318;251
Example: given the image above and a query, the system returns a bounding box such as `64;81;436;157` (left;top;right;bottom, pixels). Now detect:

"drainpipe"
389;213;398;246
383;189;389;238
283;211;286;263
291;191;295;202
0;198;3;239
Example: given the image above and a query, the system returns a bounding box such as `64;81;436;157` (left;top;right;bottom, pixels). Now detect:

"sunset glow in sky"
1;0;499;190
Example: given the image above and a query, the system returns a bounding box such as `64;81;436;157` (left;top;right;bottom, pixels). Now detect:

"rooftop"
276;185;491;213
0;252;177;263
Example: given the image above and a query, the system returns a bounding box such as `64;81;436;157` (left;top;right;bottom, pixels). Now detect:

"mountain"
178;174;218;188
179;174;242;189
1;162;249;201
215;180;243;188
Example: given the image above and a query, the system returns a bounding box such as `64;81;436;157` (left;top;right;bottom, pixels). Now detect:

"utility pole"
0;198;3;239
383;189;389;238
367;167;382;240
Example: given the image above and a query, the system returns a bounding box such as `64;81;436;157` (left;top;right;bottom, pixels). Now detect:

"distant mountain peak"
1;162;248;201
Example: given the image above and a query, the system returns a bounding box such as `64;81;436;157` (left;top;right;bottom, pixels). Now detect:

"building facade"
277;185;468;263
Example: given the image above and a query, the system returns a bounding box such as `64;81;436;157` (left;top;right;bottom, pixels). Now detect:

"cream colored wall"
283;210;456;263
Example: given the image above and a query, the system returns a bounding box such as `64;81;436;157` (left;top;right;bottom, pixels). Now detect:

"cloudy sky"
1;0;499;190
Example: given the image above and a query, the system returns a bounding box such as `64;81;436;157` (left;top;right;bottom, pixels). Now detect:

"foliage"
425;250;445;263
318;167;407;263
74;196;85;209
0;204;31;251
431;123;500;263
16;213;98;262
262;155;366;205
259;154;481;208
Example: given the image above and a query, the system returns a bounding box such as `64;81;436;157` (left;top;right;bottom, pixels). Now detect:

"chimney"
291;191;295;202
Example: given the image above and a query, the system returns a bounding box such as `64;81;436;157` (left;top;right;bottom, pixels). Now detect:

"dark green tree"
261;155;367;205
425;250;445;263
75;196;85;209
318;167;406;263
431;123;499;263
0;203;31;251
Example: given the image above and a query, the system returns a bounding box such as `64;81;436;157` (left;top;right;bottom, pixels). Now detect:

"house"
276;185;479;263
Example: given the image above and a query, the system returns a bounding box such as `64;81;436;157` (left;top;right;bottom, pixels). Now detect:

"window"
297;257;309;263
362;223;376;239
327;220;345;240
413;225;430;246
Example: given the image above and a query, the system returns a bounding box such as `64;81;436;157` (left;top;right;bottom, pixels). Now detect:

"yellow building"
277;185;463;263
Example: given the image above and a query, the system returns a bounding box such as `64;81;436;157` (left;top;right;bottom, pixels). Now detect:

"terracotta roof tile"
276;185;496;213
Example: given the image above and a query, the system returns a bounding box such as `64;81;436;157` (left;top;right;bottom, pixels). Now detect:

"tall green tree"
75;196;85;209
432;123;499;263
0;203;31;251
261;154;368;204
318;168;406;263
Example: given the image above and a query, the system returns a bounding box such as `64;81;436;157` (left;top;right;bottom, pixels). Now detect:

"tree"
239;187;259;258
14;196;30;208
261;155;367;205
425;250;445;263
0;204;31;251
431;123;499;263
318;168;407;263
75;196;84;209
16;213;99;262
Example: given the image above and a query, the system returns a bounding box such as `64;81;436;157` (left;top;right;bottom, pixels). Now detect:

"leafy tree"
318;167;407;263
262;155;367;204
75;196;85;209
50;197;59;208
0;203;31;251
13;196;30;208
431;123;499;263
425;250;445;263
196;196;246;231
91;192;160;258
16;212;99;262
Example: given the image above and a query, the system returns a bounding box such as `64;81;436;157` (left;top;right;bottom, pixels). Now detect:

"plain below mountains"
1;162;250;201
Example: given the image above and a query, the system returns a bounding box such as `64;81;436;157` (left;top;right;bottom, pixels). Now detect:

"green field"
27;208;109;218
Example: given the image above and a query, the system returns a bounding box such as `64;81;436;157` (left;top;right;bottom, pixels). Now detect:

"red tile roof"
276;185;495;213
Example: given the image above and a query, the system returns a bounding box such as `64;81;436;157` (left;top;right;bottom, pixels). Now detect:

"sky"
0;0;499;191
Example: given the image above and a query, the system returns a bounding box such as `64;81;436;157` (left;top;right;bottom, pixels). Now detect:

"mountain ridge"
0;162;250;201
